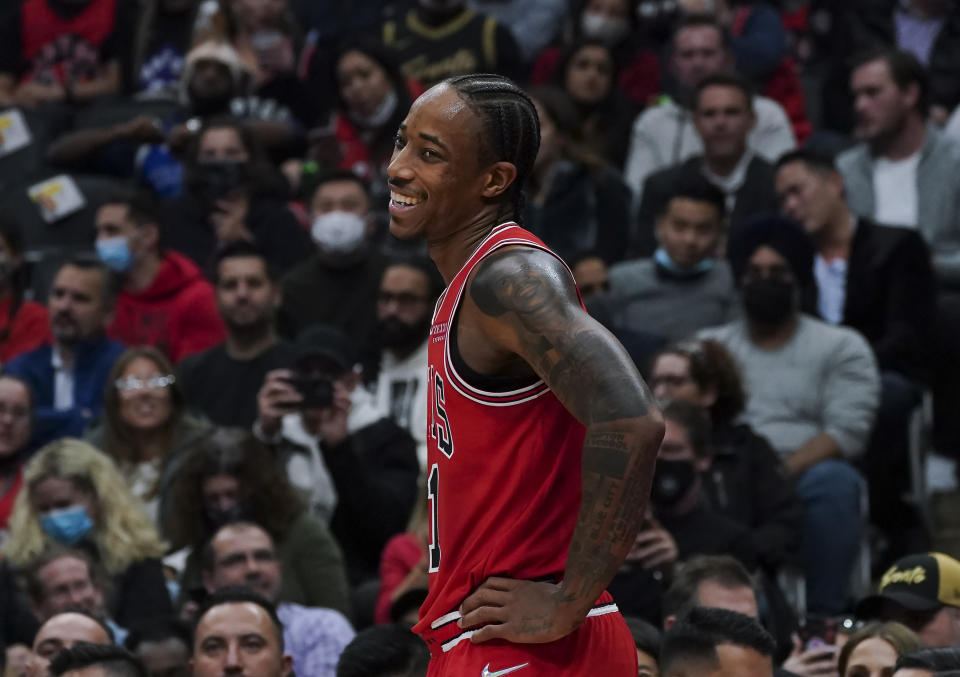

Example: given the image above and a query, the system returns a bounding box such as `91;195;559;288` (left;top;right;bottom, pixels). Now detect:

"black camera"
284;373;334;409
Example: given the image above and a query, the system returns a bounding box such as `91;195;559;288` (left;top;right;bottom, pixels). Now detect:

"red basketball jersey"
414;223;587;648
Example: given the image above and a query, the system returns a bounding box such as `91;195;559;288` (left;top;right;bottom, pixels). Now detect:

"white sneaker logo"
481;663;529;677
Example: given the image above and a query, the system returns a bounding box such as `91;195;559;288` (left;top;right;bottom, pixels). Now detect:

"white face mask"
311;211;367;254
348;88;399;129
581;11;631;45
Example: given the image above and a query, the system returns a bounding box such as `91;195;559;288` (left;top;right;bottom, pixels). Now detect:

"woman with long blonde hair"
4;438;171;627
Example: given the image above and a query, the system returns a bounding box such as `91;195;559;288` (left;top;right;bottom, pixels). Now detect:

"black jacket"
841;218;936;383
269;417;420;585
703;421;804;573
633;154;778;257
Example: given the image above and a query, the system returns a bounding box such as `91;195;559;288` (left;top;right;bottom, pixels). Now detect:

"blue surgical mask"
96;236;134;273
654;247;715;277
41;505;94;545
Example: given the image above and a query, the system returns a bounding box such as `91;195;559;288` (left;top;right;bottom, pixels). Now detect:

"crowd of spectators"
0;0;959;675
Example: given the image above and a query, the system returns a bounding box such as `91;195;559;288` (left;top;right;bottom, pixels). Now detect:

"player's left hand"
458;577;585;644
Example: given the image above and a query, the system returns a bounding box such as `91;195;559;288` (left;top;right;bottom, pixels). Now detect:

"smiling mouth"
390;190;423;208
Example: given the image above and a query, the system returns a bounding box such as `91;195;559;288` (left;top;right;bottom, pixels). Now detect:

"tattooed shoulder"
469;246;577;322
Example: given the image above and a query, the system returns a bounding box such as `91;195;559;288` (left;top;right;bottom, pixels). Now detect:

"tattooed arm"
457;247;664;644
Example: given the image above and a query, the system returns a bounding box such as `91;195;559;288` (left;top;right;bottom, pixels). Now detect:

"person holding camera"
254;324;420;589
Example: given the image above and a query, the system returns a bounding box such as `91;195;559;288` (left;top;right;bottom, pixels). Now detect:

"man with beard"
371;257;442;470
176;241;295;428
838;48;960;284
255;324;419;586
6;260;124;447
700;214;879;615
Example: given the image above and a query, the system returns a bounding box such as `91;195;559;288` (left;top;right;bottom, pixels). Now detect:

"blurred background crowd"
0;0;959;676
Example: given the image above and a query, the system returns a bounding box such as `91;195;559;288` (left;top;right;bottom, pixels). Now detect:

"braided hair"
445;74;540;224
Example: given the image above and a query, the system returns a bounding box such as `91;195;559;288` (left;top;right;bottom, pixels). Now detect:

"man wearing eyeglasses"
371;257;443;471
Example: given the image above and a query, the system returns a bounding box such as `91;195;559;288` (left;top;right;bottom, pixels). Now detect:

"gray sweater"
699;316;880;461
609;259;739;340
837;124;960;284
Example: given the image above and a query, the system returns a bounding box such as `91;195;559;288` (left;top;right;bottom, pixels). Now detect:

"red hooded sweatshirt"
108;251;226;363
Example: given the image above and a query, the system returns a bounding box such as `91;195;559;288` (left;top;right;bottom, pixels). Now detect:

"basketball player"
387;73;665;676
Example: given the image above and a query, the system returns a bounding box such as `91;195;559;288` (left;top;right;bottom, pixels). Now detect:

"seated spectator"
0;375;34;540
623;616;661;677
201;522;354;677
701;215;879;614
255;325;419;586
95;192;225;363
194;0;317;127
5;439;171;628
635;73;780;257
25;612;113;677
335;624;429;677
551;39;637;170
313;40;420;211
162;117;312;273
469;0;566;64
5;259;125;448
49;643;149;677
523;86;633;264
176;242;295;428
279;172;387;346
190;588;291;677
0;0;135;108
570;251;610;302
163;428;350;615
374;503;427;626
46;41;301;200
837;622;922;677
609;401;757;623
895;647;960;676
127;0;200;99
0;557;40;655
725;1;811;142
776;148;937;560
838;48;960;284
659;606;775;677
371;257;442;470
86;347;212;524
530;0;661;109
610;175;737;341
123;618;190;677
624;14;795;208
650;340;803;575
856;552;960;648
0;217;50;364
379;0;522;88
24;547;127;643
647;402;757;568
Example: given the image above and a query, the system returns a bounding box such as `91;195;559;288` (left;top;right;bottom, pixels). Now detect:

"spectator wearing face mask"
530;0;662;109
4;439;171;629
279;171;387;351
700;215;879;615
161;117;312;273
94;192;225;364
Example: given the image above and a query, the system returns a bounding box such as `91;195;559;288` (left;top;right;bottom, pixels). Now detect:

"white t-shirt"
873;152;921;228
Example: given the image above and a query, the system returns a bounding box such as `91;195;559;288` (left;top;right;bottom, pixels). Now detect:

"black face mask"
189;160;250;204
650;458;697;508
741;278;796;326
205;500;251;530
378;315;430;354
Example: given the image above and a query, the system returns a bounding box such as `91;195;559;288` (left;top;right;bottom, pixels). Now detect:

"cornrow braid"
445;73;540;224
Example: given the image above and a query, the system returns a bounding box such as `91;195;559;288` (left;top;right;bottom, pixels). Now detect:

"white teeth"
390;191;422;206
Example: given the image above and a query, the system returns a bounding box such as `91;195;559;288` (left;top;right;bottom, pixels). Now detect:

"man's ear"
481;161;518;200
664;614;677;630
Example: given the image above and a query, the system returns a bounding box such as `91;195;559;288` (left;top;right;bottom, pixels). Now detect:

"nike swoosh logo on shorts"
481;663;529;677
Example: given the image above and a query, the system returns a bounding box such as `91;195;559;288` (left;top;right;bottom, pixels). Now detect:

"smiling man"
386;73;664;675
